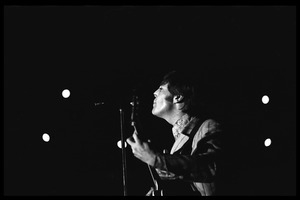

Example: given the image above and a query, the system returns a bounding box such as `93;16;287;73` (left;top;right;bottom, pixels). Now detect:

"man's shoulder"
198;118;219;128
196;118;221;137
190;118;222;152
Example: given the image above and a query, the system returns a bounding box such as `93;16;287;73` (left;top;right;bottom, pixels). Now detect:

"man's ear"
173;95;184;104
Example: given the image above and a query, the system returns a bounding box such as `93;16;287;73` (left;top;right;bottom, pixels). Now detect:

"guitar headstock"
130;92;139;127
130;90;144;137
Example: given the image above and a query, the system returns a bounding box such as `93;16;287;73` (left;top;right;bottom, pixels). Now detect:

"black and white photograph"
4;4;296;196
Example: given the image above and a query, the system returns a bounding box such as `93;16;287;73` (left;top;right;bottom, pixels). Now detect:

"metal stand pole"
119;108;127;196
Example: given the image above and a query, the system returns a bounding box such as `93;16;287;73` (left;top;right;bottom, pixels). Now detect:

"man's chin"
151;109;159;116
152;110;163;119
151;110;156;116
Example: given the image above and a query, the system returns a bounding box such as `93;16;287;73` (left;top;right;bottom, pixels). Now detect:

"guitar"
130;92;163;196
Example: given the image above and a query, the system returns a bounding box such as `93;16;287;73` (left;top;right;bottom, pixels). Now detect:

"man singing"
127;70;223;196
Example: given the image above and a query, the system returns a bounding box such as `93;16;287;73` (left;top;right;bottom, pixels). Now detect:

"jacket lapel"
170;117;200;154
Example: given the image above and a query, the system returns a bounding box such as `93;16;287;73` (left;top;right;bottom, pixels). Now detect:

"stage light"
262;95;269;104
264;138;271;147
62;89;70;98
42;133;50;142
117;140;127;149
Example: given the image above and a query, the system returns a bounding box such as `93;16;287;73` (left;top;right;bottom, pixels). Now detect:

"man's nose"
153;90;158;97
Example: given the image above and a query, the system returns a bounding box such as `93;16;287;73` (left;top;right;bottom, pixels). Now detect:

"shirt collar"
172;114;193;139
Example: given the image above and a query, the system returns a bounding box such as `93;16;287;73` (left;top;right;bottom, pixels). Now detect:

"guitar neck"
132;121;147;141
147;164;159;190
130;95;163;195
132;123;161;191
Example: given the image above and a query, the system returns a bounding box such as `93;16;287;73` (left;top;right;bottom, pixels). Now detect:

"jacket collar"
172;114;200;138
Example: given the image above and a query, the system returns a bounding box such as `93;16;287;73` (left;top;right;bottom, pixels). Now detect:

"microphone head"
94;102;105;106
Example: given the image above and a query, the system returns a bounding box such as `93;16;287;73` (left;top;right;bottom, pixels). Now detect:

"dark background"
4;5;296;195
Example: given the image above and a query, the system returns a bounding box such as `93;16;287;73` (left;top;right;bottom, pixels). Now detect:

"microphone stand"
119;108;127;196
94;100;128;195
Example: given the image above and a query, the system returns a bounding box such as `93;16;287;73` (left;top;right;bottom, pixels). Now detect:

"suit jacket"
153;116;222;196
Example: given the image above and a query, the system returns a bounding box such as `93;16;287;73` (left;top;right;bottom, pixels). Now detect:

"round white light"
62;89;70;98
264;138;271;147
117;140;127;149
42;133;50;142
262;95;269;104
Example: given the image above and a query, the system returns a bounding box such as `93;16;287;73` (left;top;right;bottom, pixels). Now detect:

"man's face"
152;83;174;117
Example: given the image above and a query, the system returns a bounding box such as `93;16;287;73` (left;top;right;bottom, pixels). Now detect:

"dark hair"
160;70;200;114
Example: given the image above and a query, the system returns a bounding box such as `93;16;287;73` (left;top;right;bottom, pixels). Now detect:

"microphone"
94;102;105;106
93;101;125;109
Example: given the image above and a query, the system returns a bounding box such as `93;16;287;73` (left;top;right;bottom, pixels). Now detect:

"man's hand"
126;131;156;166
